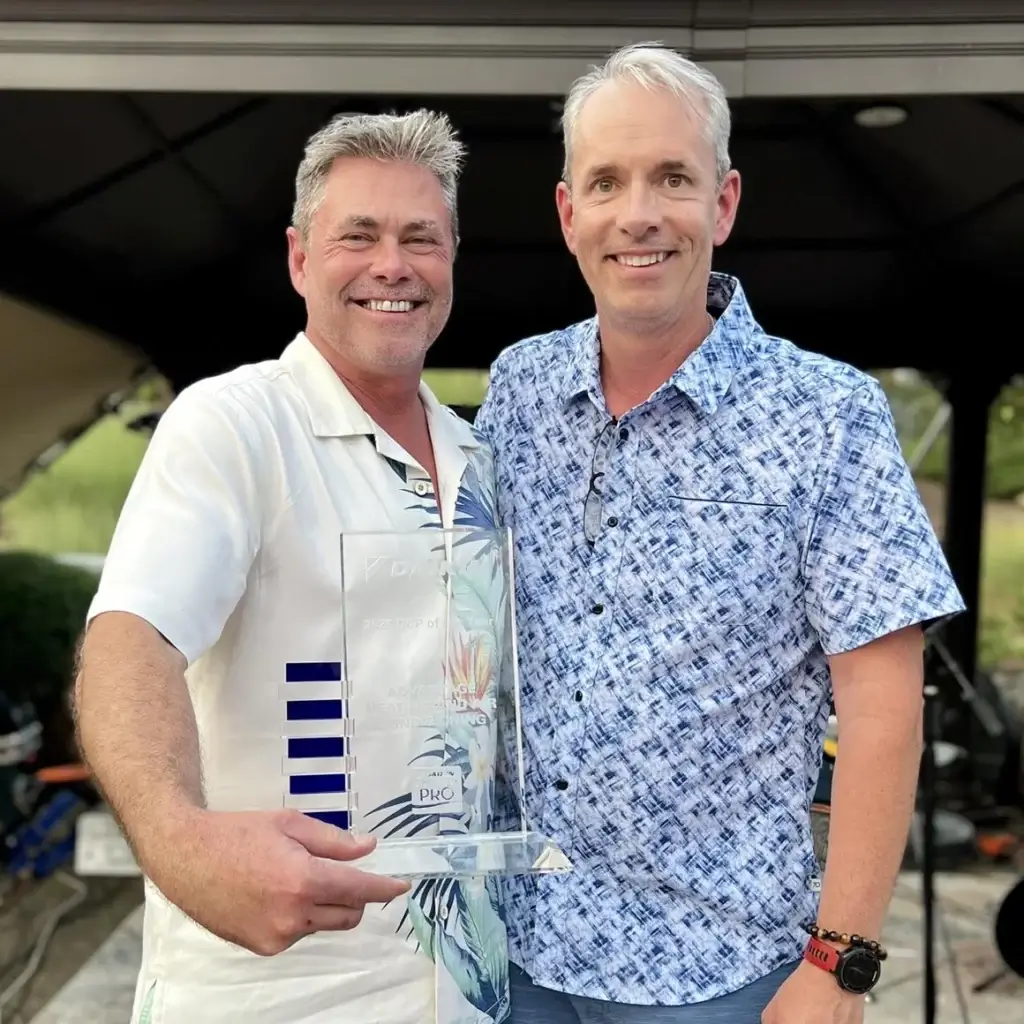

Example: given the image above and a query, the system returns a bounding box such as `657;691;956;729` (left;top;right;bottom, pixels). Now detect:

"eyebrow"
584;159;696;181
338;215;442;234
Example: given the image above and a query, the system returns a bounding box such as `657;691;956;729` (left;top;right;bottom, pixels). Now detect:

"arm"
765;380;963;1023
72;385;407;952
817;624;924;942
72;386;259;856
74;611;202;867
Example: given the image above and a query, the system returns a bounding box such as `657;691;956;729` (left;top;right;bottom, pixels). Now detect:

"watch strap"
803;935;841;974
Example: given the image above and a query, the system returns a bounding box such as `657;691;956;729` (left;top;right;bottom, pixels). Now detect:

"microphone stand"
919;675;940;1024
918;630;1005;1024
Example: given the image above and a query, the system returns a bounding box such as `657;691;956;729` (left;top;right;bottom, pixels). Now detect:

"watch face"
838;948;881;994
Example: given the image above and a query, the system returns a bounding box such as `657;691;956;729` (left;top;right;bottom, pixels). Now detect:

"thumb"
280;810;377;861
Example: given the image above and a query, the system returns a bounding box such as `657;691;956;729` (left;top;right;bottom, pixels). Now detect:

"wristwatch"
803;935;883;994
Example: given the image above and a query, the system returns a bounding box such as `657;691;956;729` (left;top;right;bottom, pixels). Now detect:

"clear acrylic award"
280;526;571;879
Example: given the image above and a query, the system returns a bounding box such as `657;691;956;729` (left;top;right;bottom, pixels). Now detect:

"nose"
617;181;663;240
368;236;412;284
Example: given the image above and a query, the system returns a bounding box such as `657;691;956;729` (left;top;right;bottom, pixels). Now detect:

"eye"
342;233;373;245
593;178;616;194
405;236;437;248
664;173;687;188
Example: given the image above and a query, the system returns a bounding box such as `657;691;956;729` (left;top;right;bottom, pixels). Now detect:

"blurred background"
0;2;1022;1022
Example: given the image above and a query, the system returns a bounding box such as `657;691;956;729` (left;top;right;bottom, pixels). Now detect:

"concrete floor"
864;869;1022;1024
0;873;142;1024
3;867;1019;1024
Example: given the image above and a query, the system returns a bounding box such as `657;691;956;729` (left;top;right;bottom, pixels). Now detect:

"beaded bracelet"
801;922;888;960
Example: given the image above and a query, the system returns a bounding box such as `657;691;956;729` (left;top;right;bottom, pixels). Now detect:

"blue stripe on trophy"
290;773;347;795
307;810;350;829
286;699;345;721
286;662;342;682
289;737;346;759
278;661;345;703
282;661;354;814
282;735;349;776
285;774;350;810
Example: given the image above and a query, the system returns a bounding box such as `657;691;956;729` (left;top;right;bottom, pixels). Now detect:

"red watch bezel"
803;935;841;974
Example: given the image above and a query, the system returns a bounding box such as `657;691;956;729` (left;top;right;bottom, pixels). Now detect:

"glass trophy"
280;526;572;880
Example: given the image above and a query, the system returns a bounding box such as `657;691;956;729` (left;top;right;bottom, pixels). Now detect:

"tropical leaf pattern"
362;438;510;1022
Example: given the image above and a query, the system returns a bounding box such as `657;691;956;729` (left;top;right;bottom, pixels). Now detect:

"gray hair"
561;42;732;186
291;108;466;244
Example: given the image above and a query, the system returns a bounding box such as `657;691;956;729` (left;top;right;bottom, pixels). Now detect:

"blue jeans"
508;961;800;1023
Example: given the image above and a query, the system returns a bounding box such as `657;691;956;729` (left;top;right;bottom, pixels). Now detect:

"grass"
0;414;149;554
979;508;1024;668
1;372;1022;670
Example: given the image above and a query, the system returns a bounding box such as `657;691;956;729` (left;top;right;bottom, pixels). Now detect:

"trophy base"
354;830;573;879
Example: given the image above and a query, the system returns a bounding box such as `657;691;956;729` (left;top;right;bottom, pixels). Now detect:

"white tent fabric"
0;293;147;497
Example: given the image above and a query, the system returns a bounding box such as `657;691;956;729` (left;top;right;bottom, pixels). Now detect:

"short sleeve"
473;356;509;448
474;356;515;528
802;380;965;656
87;385;261;664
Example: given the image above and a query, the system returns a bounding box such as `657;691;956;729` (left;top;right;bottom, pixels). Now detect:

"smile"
612;252;672;267
352;299;424;313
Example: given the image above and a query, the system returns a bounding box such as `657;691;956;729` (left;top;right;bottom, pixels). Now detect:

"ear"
713;169;742;247
286;226;309;297
555;180;577;256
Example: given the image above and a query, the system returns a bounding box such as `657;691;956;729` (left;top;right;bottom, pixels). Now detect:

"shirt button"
554;779;569;791
619;428;629;441
606;516;619;527
590;603;604;615
574;690;584;702
413;481;430;496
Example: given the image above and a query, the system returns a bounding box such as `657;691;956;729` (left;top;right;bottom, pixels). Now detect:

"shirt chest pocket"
646;497;797;629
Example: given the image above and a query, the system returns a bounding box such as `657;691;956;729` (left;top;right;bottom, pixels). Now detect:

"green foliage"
0;550;98;706
876;371;1024;501
988;387;1024;501
1;415;149;554
422;368;489;407
977;517;1024;669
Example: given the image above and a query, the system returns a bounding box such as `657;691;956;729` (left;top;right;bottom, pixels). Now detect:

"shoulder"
738;333;893;442
156;355;299;446
487;318;591;385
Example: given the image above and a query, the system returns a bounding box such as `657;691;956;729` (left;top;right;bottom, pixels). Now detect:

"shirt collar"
280;332;480;450
559;272;760;416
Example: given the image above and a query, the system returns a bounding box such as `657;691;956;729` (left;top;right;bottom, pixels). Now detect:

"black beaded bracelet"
802;922;888;960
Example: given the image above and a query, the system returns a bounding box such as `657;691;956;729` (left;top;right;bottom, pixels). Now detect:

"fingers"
278;810;411;907
309;859;411;907
279;809;377;861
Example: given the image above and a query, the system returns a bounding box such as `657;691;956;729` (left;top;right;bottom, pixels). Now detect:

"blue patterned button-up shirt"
475;273;964;1005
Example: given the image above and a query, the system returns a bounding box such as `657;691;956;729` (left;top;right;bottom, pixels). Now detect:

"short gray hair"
291;108;466;244
561;42;732;186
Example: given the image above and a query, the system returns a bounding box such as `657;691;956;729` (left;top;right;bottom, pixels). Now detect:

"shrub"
0;551;99;762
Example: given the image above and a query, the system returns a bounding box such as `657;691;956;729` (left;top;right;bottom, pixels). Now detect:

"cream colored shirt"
88;334;509;1024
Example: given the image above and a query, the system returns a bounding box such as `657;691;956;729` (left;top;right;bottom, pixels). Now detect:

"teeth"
617;252;668;267
364;299;415;312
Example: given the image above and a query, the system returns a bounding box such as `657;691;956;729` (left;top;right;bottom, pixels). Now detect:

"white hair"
291;108;466;244
561;41;732;186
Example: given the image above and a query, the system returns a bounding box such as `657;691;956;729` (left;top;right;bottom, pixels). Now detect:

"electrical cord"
0;872;87;1024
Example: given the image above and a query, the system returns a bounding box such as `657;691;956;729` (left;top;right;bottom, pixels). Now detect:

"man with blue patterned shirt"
475;43;965;1024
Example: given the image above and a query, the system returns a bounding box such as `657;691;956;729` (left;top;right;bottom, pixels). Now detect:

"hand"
143;807;411;956
762;961;865;1024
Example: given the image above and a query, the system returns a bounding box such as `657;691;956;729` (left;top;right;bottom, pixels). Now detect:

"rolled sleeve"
802;380;965;656
87;385;261;664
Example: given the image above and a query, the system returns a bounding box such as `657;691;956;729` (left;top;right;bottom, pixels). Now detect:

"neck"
598;307;713;419
307;329;423;424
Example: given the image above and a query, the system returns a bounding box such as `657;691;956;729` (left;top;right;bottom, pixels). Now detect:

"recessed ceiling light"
853;104;908;128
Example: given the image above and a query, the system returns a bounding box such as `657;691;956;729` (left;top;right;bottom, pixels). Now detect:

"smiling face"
556;79;741;337
286;155;454;373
